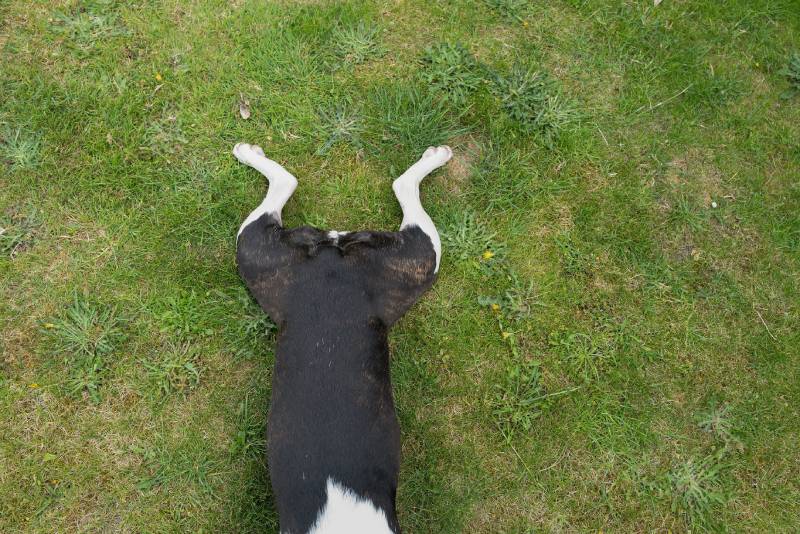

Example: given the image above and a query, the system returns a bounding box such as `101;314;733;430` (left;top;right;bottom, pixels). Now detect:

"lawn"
1;0;799;532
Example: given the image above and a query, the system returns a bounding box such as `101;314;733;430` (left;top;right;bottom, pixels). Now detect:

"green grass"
2;0;799;532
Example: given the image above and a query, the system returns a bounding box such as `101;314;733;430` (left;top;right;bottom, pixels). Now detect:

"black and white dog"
234;142;452;534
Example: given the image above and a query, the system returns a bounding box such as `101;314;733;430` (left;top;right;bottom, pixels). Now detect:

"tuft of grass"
549;330;613;382
491;66;577;147
143;106;188;157
365;84;468;169
134;442;219;497
479;271;538;322
781;52;800;98
50;1;127;54
0;125;41;169
697;404;743;452
238;309;275;351
330;22;385;67
553;231;590;276
483;0;530;22
315;101;364;155
665;454;727;530
440;210;498;262
420;42;484;105
0;207;39;257
153;291;214;339
45;295;125;403
667;194;706;232
230;391;267;458
490;357;545;442
142;343;201;398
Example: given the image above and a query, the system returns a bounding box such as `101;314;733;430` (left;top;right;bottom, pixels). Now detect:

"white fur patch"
391;145;450;273
392;182;442;273
306;478;393;534
234;142;298;239
326;230;350;240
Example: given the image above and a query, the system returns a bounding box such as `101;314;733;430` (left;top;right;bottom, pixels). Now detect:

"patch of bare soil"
444;136;483;194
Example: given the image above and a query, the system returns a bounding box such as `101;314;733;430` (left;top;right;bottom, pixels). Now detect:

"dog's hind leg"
392;145;452;272
234;142;299;236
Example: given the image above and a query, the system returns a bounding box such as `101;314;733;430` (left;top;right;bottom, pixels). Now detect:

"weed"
491;66;577;147
781;52;800;98
153;290;214;339
483;0;530;22
0;207;39;257
420;42;484;105
490;357;545;441
45;295;125;403
0;126;41;169
142;343;201;398
667;195;706;232
51;1;127;53
697;404;743;453
665;454;727;530
554;232;589;276
143;106;188;157
479;271;539;322
230;391;267;458
134;444;168;491
315;102;364;155
549;330;613;382
134;442;219;497
330;22;385;67
498;271;538;321
440;210;498;262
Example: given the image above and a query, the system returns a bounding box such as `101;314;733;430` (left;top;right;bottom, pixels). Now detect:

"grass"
141;342;201;399
44;294;125;403
0;206;40;257
1;0;799;532
329;22;385;68
420;42;484;105
0;125;41;170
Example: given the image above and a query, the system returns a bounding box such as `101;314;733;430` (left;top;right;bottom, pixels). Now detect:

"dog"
234;142;452;534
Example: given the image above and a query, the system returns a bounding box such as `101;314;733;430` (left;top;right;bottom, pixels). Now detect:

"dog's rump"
236;213;437;325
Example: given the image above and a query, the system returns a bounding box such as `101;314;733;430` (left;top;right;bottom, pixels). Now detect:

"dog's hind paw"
420;145;453;167
233;142;266;165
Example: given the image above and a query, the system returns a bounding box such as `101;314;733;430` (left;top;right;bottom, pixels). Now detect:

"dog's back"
237;213;436;534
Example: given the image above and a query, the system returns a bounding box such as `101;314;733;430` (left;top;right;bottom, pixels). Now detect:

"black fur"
237;213;437;534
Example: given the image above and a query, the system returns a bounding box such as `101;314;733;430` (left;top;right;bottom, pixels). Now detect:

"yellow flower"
522;21;529;27
155;72;163;81
28;383;39;388
501;331;511;339
482;250;495;260
43;323;55;329
490;303;500;312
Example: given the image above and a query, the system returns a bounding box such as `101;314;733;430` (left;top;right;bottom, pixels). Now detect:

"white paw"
233;142;266;165
420;145;453;167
